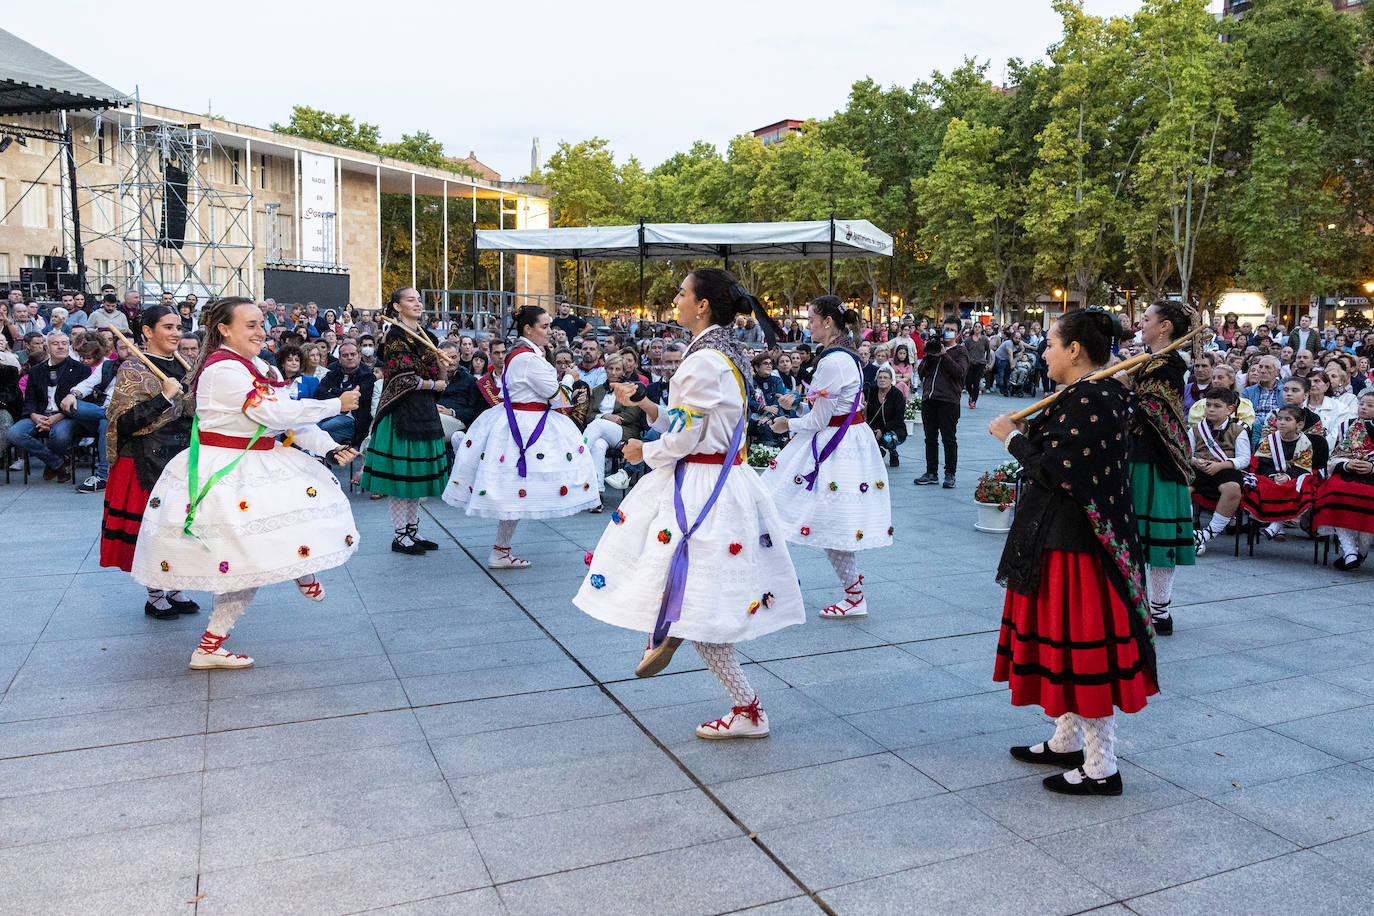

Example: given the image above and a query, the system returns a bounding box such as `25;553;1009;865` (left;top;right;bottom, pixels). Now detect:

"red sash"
685;452;745;466
829;411;866;428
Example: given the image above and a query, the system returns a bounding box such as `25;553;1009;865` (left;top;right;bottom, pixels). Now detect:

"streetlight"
1364;280;1374;295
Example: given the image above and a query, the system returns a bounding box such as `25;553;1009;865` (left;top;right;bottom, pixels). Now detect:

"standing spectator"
8;332;88;481
178;335;200;364
962;322;991;408
993;331;1024;397
551;303;589;341
914;317;970;488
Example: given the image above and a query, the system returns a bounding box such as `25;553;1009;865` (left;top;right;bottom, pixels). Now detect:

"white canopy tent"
476;217;893;305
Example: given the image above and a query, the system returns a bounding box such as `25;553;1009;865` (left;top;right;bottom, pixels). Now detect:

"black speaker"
160;163;188;249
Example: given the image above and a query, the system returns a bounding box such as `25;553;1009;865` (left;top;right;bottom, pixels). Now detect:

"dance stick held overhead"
106;324;170;383
1008;325;1205;422
378;314;456;366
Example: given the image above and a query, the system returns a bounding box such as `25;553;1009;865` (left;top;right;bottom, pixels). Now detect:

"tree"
271;106;381;153
1227;104;1344;308
1024;0;1136;308
1126;0;1240;307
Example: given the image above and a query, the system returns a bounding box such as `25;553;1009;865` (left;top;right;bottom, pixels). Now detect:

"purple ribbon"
650;394;747;649
501;348;550;478
801;347;864;491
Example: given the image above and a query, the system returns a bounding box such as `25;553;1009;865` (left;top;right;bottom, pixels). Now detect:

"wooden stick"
1008;325;1206;421
174;353;192;371
106;325;169;382
379;314;455;365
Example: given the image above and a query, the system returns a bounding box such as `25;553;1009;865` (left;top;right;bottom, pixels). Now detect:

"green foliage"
271;106;380;153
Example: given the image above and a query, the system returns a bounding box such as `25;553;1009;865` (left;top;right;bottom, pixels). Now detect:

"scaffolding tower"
85;103;254;300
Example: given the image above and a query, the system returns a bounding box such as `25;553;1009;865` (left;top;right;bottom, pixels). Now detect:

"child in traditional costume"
1242;405;1318;541
1189;386;1250;557
360;288;450;555
444;306;599;567
1127;300;1196;635
132;298;361;669
100;306;197;619
763;295;891;619
1313;391;1374;570
988;308;1156;796
576;270;803;739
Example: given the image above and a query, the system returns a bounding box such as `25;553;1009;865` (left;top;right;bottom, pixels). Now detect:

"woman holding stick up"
1126;301;1196;635
988;308;1157;796
360;288;450;555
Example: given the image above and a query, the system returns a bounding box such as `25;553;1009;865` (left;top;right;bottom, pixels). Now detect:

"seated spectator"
889;343;915;397
1188;364;1255;427
1326;363;1358;411
7;332;89;482
1189;387;1251;555
1307;370;1354;441
313;339;375;449
1313;390;1374;569
1242;405;1318;540
576;353;643;504
18;331;46;369
177;334;201;364
276;345;319;399
87;294;131;333
1252;374;1329;469
303;341;330;380
63;337;118;491
577;338;606;388
749;352;796;446
1183;352;1215;410
864;366;907;467
0;337;21;452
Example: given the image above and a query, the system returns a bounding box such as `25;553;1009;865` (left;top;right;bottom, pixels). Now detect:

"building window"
24;255;43;269
0;254;9;280
21;186;46;229
260;154;269;190
0;180;6;225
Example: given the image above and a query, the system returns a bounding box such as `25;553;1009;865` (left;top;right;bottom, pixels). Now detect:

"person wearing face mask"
913;318;970;489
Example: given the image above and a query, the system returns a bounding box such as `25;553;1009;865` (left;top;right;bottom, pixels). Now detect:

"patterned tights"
1046;712;1118;780
693;641;756;707
824;549;860;588
495;519;519;549
207;588;257;637
1147;565;1174;616
1337;528;1374;560
390;498;420;543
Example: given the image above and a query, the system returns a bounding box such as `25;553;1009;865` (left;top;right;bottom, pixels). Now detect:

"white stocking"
207;588;256;637
1079;715;1118;779
390;498;420;542
146;587;171;612
1147;565;1174;613
693;641;756;708
824;548;860;589
1045;713;1083;753
495;519;519;549
1337;528;1374;559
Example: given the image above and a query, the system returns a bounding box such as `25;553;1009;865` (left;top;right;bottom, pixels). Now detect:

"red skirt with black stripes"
994;550;1157;719
1313;472;1374;535
100;457;151;572
1242;473;1318;522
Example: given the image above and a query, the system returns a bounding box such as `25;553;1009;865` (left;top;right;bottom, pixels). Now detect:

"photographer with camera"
913;317;970;489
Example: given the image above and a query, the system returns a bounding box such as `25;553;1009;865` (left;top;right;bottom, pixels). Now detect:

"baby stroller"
1008;353;1037;397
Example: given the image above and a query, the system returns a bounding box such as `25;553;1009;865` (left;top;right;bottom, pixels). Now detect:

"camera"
926;336;944;355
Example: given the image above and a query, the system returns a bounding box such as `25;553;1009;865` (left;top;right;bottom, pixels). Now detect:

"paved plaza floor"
2;392;1374;915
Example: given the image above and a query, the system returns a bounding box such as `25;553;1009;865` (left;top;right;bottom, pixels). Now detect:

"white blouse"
196;348;342;457
501;337;560;403
641;328;745;470
789;349;861;434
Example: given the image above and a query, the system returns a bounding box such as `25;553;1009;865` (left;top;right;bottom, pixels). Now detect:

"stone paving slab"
2;391;1374;914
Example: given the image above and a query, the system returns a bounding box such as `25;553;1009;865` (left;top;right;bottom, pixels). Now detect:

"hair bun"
842;308;859;326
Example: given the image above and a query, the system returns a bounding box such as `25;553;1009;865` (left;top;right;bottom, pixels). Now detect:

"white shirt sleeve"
289;423;342;459
1231;431;1251;470
640;354;724;470
201;361;341;431
790;354;857;434
69;365;100;398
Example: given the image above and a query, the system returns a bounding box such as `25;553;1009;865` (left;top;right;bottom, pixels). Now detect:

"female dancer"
99;305;197;619
360;287;450;555
445;306;599;567
989;309;1157;796
575;269;803;739
1127;301;1196;635
131;297;361;669
763;295;892;619
1314;391;1374;569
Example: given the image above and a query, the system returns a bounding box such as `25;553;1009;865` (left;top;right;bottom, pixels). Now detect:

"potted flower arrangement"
747;443;781;474
904;394;922;436
973;460;1018;533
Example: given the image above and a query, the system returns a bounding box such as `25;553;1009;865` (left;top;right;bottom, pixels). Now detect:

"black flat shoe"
1043;767;1123;796
1010;744;1086;768
1334;553;1365;571
167;595;201;614
391;537;425;556
1151;614;1173;636
144;601;180;620
413;536;439;551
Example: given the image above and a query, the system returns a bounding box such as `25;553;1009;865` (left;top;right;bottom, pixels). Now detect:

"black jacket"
437;367;485;428
21;356;89;416
864;386;907;443
313;364;375;448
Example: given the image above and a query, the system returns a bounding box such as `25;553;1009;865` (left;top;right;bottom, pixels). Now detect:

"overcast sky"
10;0;1219;180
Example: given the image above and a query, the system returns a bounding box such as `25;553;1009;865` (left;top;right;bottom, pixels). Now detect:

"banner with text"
299;153;337;264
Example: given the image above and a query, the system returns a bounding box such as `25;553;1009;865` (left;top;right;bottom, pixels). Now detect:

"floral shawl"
371;323;443;439
998;377;1156;675
1331;419;1374;463
1252;430;1314;475
104;355;191;462
686;324;754;403
1131;351;1193;484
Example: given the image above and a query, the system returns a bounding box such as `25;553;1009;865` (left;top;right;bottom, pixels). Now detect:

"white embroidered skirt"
762;425;893;550
131;443;359;594
574;461;804;644
444;406;600;519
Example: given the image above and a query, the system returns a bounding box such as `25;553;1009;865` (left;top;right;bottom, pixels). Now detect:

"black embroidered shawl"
371;324;443;440
997;377;1156;679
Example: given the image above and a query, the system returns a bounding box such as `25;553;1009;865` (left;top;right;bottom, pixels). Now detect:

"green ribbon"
183;414;268;549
